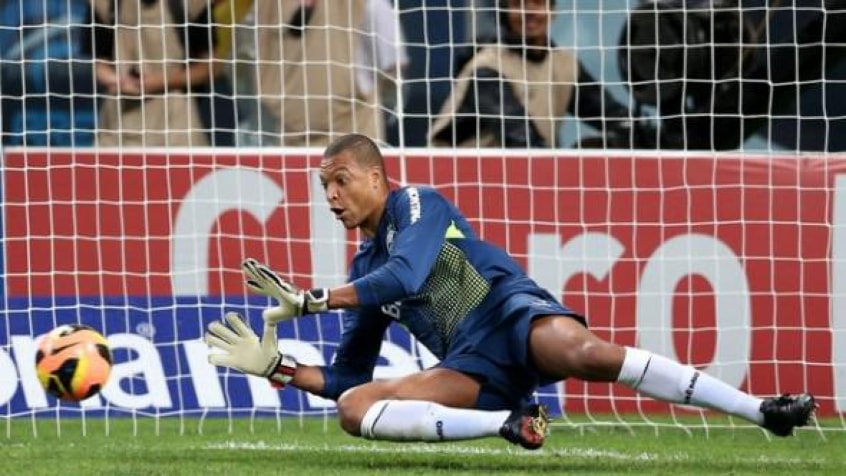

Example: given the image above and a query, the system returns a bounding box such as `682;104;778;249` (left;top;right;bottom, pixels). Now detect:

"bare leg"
528;316;763;423
336;368;511;441
528;315;626;382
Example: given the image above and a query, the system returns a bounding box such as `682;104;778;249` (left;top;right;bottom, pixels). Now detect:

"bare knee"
336;381;399;436
336;388;372;436
573;340;624;380
334;368;480;436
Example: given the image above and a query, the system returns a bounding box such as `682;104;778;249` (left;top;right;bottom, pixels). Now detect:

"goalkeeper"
205;133;815;449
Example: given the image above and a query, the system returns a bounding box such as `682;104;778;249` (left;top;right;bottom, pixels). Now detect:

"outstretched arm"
208;254;393;399
215;190;458;397
246;189;455;315
205;306;389;400
322;282;361;308
280;303;392;400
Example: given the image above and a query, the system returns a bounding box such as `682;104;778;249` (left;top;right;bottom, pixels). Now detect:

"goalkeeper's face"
319;151;386;236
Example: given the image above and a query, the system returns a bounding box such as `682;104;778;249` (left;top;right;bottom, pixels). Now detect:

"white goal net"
1;0;844;434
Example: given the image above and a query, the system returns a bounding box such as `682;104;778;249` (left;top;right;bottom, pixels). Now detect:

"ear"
369;167;383;188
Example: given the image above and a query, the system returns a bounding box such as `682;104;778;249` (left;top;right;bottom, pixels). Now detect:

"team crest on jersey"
386;223;397;253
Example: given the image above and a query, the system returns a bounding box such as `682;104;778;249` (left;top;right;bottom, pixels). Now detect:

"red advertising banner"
3;150;844;415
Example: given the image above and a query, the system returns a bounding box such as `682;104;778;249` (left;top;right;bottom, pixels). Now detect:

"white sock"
617;347;764;425
359;400;510;442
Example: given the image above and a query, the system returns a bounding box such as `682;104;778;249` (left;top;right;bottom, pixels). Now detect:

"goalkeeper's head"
319;134;391;236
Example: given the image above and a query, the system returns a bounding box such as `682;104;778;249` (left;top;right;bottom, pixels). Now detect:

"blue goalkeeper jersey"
319;186;558;400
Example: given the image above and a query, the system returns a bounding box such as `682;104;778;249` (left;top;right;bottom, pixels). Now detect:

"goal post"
1;0;845;436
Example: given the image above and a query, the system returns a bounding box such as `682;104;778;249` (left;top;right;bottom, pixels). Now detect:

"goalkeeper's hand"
205;312;297;388
242;257;329;323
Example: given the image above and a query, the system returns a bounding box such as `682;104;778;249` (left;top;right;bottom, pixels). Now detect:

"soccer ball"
35;324;113;402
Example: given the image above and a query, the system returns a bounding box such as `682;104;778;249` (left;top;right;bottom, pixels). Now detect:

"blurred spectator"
87;0;215;147
429;0;649;149
251;0;407;146
200;0;254;146
0;0;96;146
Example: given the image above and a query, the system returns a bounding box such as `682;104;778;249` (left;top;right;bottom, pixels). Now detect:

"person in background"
429;0;650;149
87;0;215;147
251;0;407;147
199;0;254;146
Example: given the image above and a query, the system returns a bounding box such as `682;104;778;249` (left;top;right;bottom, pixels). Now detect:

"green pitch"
4;416;844;475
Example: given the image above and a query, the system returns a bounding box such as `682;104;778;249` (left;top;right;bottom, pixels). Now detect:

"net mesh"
0;0;844;434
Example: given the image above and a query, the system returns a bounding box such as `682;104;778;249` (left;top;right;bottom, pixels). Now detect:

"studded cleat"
760;393;817;437
499;404;549;450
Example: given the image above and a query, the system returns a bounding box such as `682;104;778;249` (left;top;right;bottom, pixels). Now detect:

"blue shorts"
437;292;585;411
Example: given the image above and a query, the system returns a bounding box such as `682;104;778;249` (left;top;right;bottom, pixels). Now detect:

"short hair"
323;133;385;172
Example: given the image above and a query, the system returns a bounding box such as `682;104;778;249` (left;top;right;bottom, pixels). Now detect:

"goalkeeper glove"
242;257;329;322
205;312;297;388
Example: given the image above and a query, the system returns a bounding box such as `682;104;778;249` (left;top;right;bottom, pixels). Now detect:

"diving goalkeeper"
205;133;815;449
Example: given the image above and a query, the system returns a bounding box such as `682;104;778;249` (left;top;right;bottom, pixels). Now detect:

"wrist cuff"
267;353;297;389
305;288;330;313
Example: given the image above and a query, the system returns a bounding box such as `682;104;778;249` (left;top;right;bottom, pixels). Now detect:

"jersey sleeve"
352;188;453;306
318;306;390;400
